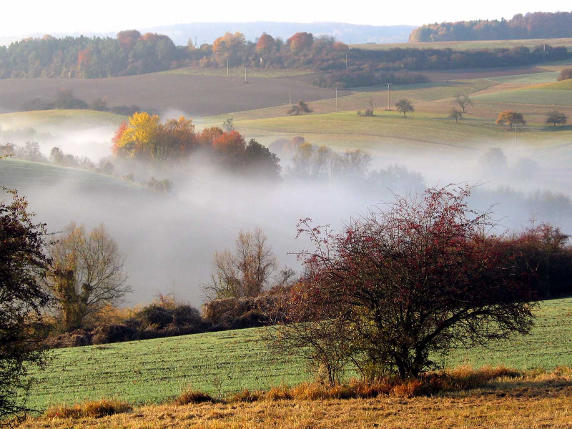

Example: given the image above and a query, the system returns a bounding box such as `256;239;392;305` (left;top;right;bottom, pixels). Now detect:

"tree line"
409;11;572;42
0;29;568;85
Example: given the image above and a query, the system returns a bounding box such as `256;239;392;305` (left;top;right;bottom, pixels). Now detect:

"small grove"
112;112;280;178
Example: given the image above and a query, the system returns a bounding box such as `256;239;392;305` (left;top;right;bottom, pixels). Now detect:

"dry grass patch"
43;399;131;419
18;367;572;428
174;389;215;405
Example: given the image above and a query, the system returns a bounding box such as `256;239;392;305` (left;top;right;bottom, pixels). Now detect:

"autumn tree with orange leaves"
287;32;314;54
112;114;280;177
256;33;276;55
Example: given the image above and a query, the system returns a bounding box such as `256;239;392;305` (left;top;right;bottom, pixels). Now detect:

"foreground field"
22;298;572;412
18;368;572;428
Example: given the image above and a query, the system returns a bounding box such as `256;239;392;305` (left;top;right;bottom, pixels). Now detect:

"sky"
1;0;571;36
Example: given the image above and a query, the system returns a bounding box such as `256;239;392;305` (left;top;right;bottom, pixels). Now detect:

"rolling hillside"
22;297;572;412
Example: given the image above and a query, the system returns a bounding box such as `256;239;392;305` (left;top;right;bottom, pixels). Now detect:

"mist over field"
3;119;572;306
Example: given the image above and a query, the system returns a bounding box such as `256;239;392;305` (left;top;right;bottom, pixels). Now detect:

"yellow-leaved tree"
112;112;161;160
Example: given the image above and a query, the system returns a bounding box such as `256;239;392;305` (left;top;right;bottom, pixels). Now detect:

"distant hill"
144;22;415;45
410;11;572;42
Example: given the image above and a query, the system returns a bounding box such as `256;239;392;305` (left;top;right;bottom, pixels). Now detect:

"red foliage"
111;122;128;156
287;32;314;53
77;49;91;70
212;130;246;153
197;127;224;146
256;33;275;54
285;186;537;378
116;30;141;50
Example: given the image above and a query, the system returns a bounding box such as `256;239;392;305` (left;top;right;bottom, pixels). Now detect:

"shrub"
91;324;137;345
174;389;214;405
229;389;263;403
202;294;286;330
557;68;572;81
278;186;537;380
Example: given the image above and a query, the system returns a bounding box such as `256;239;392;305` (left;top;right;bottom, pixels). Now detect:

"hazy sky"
1;1;571;35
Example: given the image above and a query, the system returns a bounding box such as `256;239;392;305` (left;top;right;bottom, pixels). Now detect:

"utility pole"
244;65;248;83
226;59;229;77
386;82;392;110
514;123;518;144
345;52;349;70
335;87;338;111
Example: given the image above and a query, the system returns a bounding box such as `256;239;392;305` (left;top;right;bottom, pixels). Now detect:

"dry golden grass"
43;399;131;419
18;367;572;428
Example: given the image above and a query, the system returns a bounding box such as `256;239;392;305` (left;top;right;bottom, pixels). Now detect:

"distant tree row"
112;113;280;178
410;12;572;42
22;88;141;116
349;44;569;71
0;31;179;78
0;29;569;82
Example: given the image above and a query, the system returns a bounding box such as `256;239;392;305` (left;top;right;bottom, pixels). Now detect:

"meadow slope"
22;297;572;412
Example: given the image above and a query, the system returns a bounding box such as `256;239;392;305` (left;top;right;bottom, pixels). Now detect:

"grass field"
232;109;572;156
0;158;139;193
352;37;572;51
18;370;572;428
0;109;125;132
22;297;572;412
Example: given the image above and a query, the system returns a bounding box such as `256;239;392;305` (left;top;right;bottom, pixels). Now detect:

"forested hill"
0;31;181;78
409;11;572;42
0;29;569;82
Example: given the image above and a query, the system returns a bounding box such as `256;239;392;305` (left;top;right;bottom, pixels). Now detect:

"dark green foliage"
504;224;572;298
0;190;51;418
131;299;205;340
314;70;428;89
546;110;567;127
410;12;572;42
0;32;179;78
202;294;286;330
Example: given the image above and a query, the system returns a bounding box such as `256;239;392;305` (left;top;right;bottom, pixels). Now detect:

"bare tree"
449;108;463;123
454;94;473;113
47;223;129;331
206;228;277;299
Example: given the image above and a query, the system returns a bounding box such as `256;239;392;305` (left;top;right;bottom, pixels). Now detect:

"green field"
22;297;572;412
474;86;572;106
0;159;140;193
352;37;572;52
232;109;572;155
0;109;125;131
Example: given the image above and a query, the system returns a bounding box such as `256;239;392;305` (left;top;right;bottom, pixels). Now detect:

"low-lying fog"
2;122;572;306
